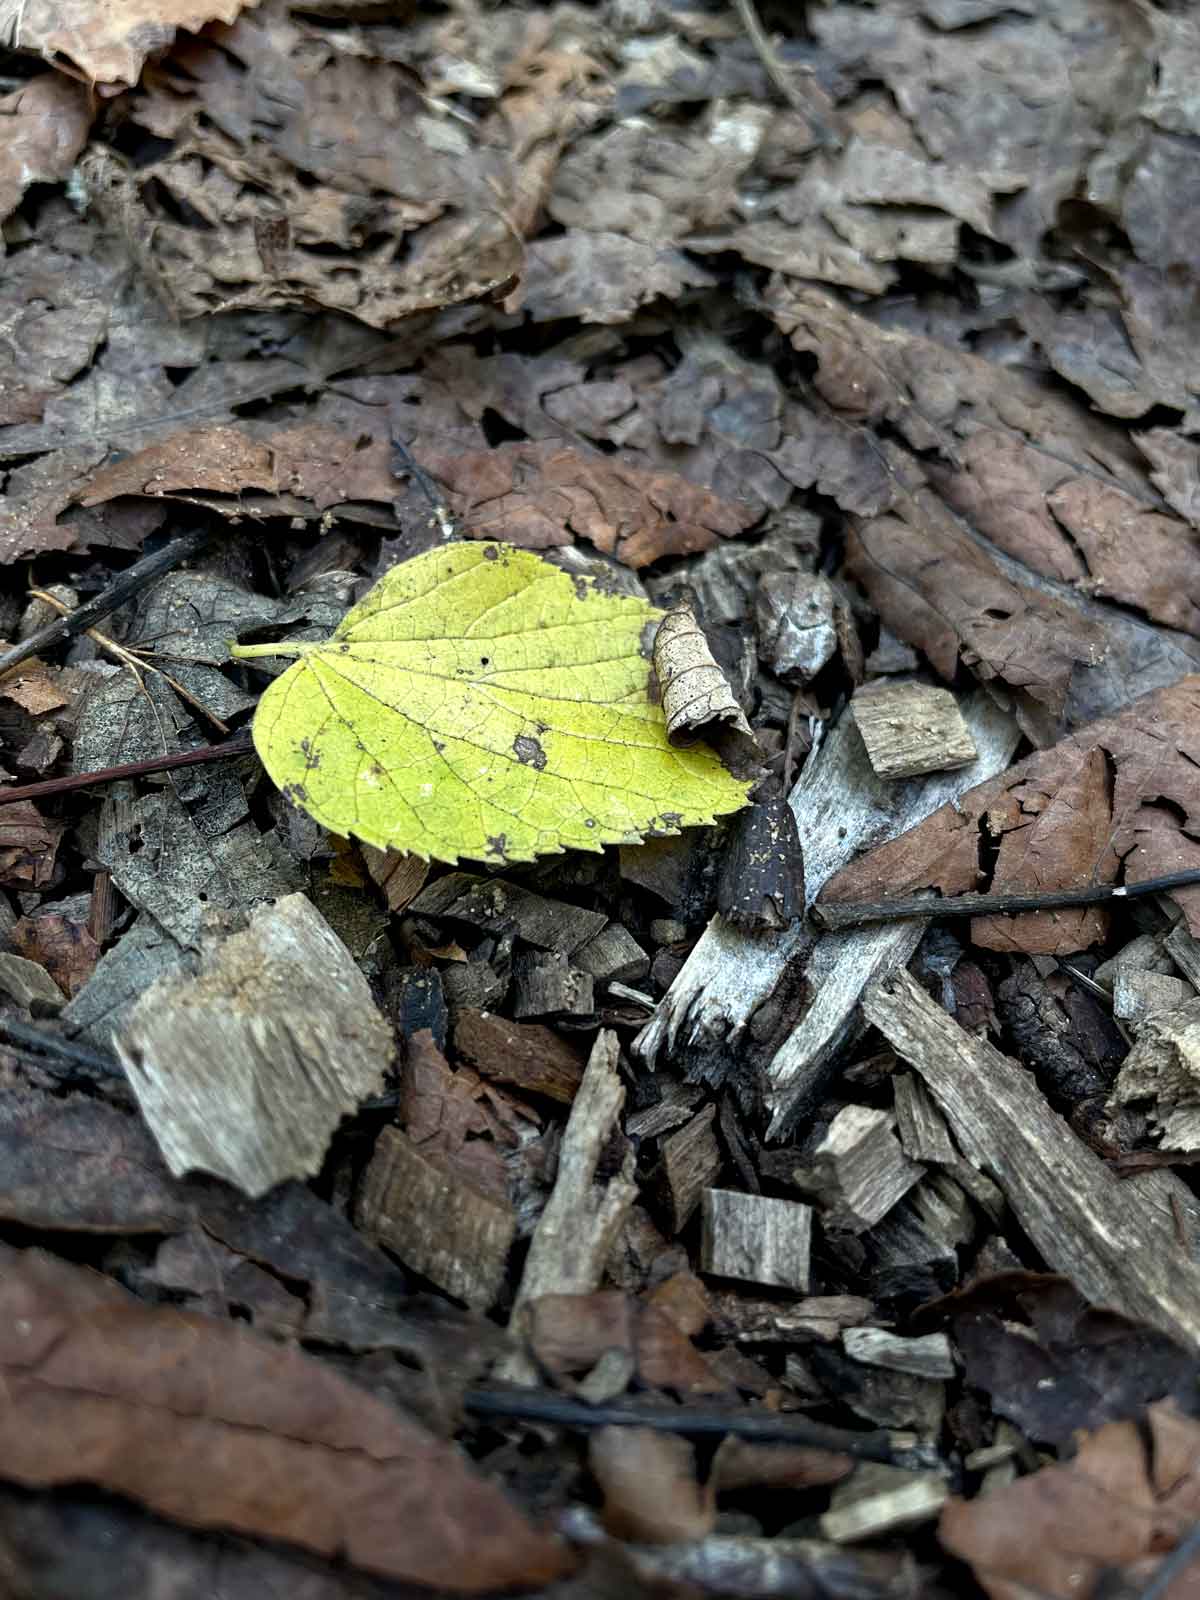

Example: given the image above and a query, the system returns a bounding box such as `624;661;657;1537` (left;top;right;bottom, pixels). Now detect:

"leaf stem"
229;640;316;662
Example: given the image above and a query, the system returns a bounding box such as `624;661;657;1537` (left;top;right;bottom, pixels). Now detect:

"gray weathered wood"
821;1465;948;1543
115;893;392;1197
502;1030;637;1383
863;969;1200;1352
1109;996;1200;1149
356;1126;515;1310
790;1106;923;1233
637;693;1019;1137
851;682;976;778
512;952;594;1019
700;1189;812;1292
893;1075;958;1166
574;923;650;985
842;1328;955;1380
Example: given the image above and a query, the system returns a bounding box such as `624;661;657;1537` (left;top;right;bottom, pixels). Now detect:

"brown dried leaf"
0;1242;569;1591
401;1028;525;1208
848;497;1107;723
10;913;101;997
0;75;91;223
939;1400;1200;1600
520;230;713;325
422;439;756;568
79;422;396;518
819;677;1200;954
589;1427;714;1545
7;0;259;86
0;798;63;889
653;603;758;772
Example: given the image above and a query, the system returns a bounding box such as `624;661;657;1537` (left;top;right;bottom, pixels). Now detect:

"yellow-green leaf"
230;541;751;865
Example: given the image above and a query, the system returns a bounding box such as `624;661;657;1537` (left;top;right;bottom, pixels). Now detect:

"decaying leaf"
4;0;259;87
231;542;751;866
0;1242;569;1591
819;677;1200;954
0;75;91;225
940;1399;1200;1600
590;1427;714;1544
652;602;759;774
420;439;758;568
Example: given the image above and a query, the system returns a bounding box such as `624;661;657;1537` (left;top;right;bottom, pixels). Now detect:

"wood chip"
653;1103;722;1232
821;1464;948;1543
0;951;64;1008
652;602;759;772
573;923;650;984
851;682;977;779
355;1126;516;1309
361;846;429;913
1112;969;1194;1032
512;951;594;1018
791;1105;924;1233
863;969;1200;1353
841;1328;955;1380
1109;996;1200;1149
410;873;607;956
452;1008;585;1106
502;1030;637;1384
700;1189;812;1291
115;894;392;1197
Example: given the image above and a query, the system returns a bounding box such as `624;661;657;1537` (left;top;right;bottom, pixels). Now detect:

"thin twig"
390;432;460;540
731;0;840;148
27;587;230;736
0;528;211;680
812;871;1200;932
464;1388;896;1461
0;735;254;809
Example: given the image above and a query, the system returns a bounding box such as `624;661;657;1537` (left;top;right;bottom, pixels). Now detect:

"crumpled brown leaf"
590;1428;714;1545
818;676;1200;954
0;75;91;225
653;603;759;774
4;0;259;87
78;422;396;523
0;1242;569;1591
940;1399;1200;1600
421;438;756;567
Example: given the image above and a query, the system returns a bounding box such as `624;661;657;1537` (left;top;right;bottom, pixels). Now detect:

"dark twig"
731;0;841;149
464;1388;896;1461
0;1017;124;1078
812;871;1200;933
0;735;254;809
0;528;212;681
390;433;460;539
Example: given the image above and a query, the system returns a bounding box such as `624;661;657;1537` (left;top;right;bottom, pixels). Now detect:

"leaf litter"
5;0;1200;1595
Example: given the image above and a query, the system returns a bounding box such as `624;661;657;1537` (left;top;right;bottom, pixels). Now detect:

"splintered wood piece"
851;683;977;779
1112;969;1193;1032
864;969;1200;1352
115;894;392;1197
700;1189;812;1291
362;846;429;913
635;693;1018;1133
410;873;607;956
790;1105;924;1233
841;1328;955;1380
502;1030;637;1384
654;1104;722;1232
452;1009;585;1106
355;1126;516;1309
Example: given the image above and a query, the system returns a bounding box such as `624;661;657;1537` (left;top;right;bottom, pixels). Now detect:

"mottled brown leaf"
820;677;1200;954
940;1400;1200;1600
0;1243;569;1591
422;439;756;568
6;0;259;85
0;75;91;224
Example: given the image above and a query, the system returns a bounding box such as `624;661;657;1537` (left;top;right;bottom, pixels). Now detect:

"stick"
464;1388;895;1462
812;870;1200;932
0;736;254;808
0;528;211;680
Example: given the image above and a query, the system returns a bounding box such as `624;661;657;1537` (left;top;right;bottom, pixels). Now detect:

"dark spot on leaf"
433;739;445;753
484;546;499;561
480;656;490;668
486;833;508;858
584;819;596;829
340;643;350;653
513;733;547;770
283;783;308;804
298;738;321;771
